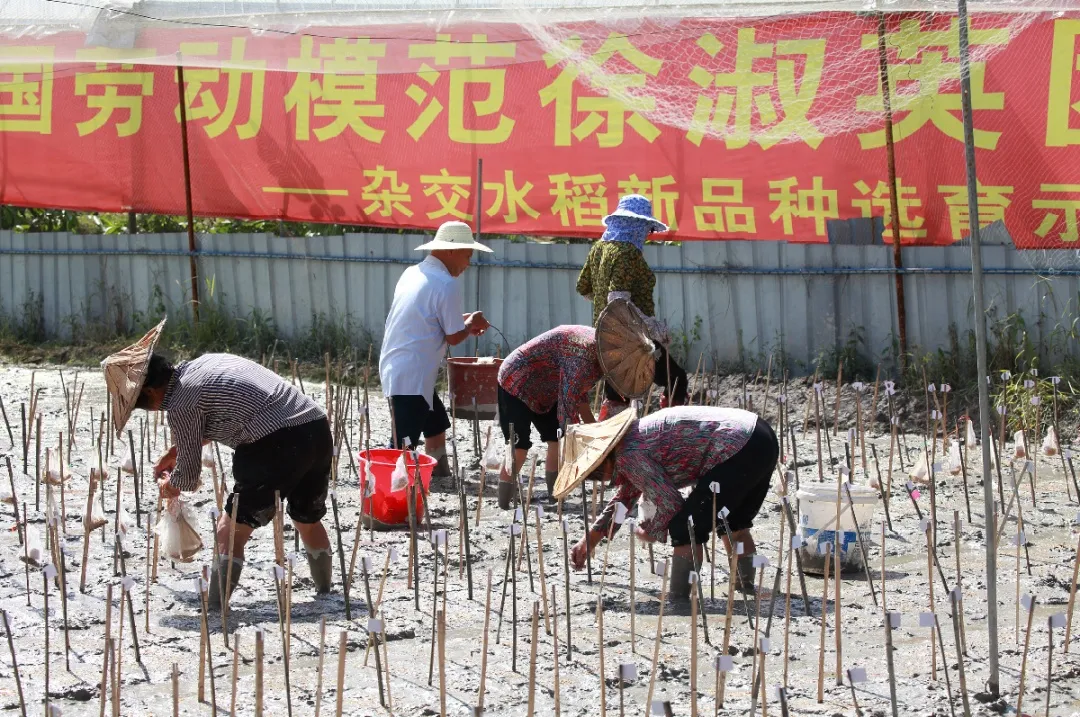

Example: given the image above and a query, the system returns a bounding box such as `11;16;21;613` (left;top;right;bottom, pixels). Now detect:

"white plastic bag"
358;459;376;498
201;444;217;469
390;453;409;493
1044;426;1060;456
22;525;44;567
121;457;135;475
45;467;71;486
639;497;657;523
483;439;505;473
1013;430;1027;459
965;417;978;446
948;441;962;476
909;454;932;485
154;497;204;563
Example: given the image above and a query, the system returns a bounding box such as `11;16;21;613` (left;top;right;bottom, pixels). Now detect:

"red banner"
1;13;1079;245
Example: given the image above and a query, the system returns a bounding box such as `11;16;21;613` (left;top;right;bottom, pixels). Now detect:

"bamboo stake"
560;516;573;660
1065;531;1080;652
951;593;972;717
100;584;113;717
173;662;179;717
690;573;699;717
314;617;327;717
817;543;831;704
1;610;26;717
833;480;843;686
630;518;637;654
438;609;448;717
718;550;736;707
222;497;239;644
255;629;264;717
478;569;493;712
474;426;493;527
644;560;669;713
230;633;239;717
528;601;540;717
1016;594;1036;716
552;590;562;716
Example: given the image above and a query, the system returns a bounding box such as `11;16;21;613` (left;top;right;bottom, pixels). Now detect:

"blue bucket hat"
602;194;669;234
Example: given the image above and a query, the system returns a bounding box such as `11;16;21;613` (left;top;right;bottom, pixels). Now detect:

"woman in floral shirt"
569;406;778;598
576;194;689;414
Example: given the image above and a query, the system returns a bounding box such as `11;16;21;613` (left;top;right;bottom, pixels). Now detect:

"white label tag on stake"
362;556;373;572
716;655;734;673
819;542;831;555
510;524;521;536
1031;396;1041;406
651;701;666;715
849;667;867;683
888;612;901;629
1001;371;1012;381
209;506;220;520
932;462;942;473
122;576;135;592
759;636;771;652
534;505;544;519
813;383;822;394
778;394;786;404
515;507;523;522
1031;368;1039;377
561;518;570;533
997;405;1006;416
614;503;628;525
273;564;285;580
653;560;667;577
367;618;384;633
952;587;962;602
942;384;951;393
1024;380;1036;390
736;542;744;555
1067;449;1074;460
43;563;57;581
919;518;930;533
719;506;731;519
688;571;699;585
709;481;720;494
1051;613;1067;629
389;547;400;563
619;663;637;680
1021;594;1034;612
852;382;864;392
791;535;805;549
1025;460;1035;474
919;612;935;628
753;555;769;569
1052;376;1062;385
928;383;936;393
687;515;694;529
1013;531;1026;547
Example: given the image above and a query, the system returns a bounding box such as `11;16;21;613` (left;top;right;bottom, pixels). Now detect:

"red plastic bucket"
358;449;436;525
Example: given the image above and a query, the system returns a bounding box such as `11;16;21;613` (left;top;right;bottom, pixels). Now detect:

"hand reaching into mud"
158;472;180;499
570;538;591;571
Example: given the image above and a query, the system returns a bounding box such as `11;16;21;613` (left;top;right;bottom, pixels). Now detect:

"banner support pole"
473;157;484;357
956;0;1000;698
176;55;201;322
876;13;908;369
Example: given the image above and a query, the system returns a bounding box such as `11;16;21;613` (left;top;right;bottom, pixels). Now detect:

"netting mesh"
0;0;1076;245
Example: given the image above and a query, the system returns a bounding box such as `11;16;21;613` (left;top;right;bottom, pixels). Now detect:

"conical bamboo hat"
596;298;658;400
552;407;636;501
101;317;166;439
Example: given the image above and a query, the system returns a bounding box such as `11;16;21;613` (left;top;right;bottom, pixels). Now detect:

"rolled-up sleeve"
167;403;204;492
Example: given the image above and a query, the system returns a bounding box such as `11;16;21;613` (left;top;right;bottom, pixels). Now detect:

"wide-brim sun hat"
597;298;660;400
414;220;494;253
602;194;669;234
552;407;636;501
101;317;167;439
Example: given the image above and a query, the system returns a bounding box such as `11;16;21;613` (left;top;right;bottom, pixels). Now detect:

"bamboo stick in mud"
690;571;699;717
230;633;240;717
172;662;179;717
359;554;387;707
43;564;54;717
644;559;669;715
474;425;493;527
51;521;71;671
528;601;540;717
271;564;293;717
833;479;843;686
1046;612;1067;717
560;516;573;660
1016;594;1037;716
552;590;562;715
478;569;493;712
833;362;843;435
328;488;351;619
951;591;972;717
0;394;12;449
718;549;736;707
813;382;824;482
816;542;831;704
222;497;239;644
314;617;326;717
1065;531;1080;652
255;629;264;717
1;610;25;717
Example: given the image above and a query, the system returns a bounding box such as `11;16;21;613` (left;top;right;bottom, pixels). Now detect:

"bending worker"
101;318;335;606
380;220;491;476
495;298;680;507
557;405;778;597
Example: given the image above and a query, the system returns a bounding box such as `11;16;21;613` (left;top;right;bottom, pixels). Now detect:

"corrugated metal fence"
1;230;1078;371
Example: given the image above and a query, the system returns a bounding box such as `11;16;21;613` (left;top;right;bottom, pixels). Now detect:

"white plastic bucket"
796;483;878;574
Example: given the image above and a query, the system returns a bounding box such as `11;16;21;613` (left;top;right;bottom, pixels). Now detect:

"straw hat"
597;298;660;400
414;221;493;253
101;317;166;438
551;408;636;501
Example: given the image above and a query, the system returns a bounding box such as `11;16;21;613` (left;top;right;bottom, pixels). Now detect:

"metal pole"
876;13;908;365
176;57;200;321
472;157;484;357
956;0;1000;697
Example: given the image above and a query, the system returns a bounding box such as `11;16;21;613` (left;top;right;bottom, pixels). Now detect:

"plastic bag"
84;470;108;531
965;417;978;446
390;453;409;493
118;507;134;540
358;458;376;498
483;438;505;473
45;467;71;486
639;497;656;523
122;457;135;475
909;454;932;484
1014;430;1027;459
948;441;963;476
1044;426;1060;456
201;444;217;469
21;526;44;567
154;497;204;563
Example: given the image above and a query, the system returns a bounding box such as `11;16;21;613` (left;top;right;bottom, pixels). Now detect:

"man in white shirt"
380;221;491;476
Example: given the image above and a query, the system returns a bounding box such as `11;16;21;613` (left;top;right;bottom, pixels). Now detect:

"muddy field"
2;363;1080;716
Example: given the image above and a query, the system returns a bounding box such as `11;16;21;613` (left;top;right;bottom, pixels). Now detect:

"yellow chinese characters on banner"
858;18;1007;150
74;48;155;138
362;166;413;218
483;171;540;224
421;168;473;220
0;47;53;134
407;34;516;144
938;182;1013;241
693;179;757;235
619;175;679;229
539;34;663;148
769;176;838;236
176;38;265;139
686;29;826;150
1046;19;1080;147
1033;184;1080;242
286;37;385;142
851;179;926;240
549;173;609;226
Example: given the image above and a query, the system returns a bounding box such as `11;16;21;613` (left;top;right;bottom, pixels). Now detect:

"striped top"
162;354;326;491
497;325;604;427
592;406;758;541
